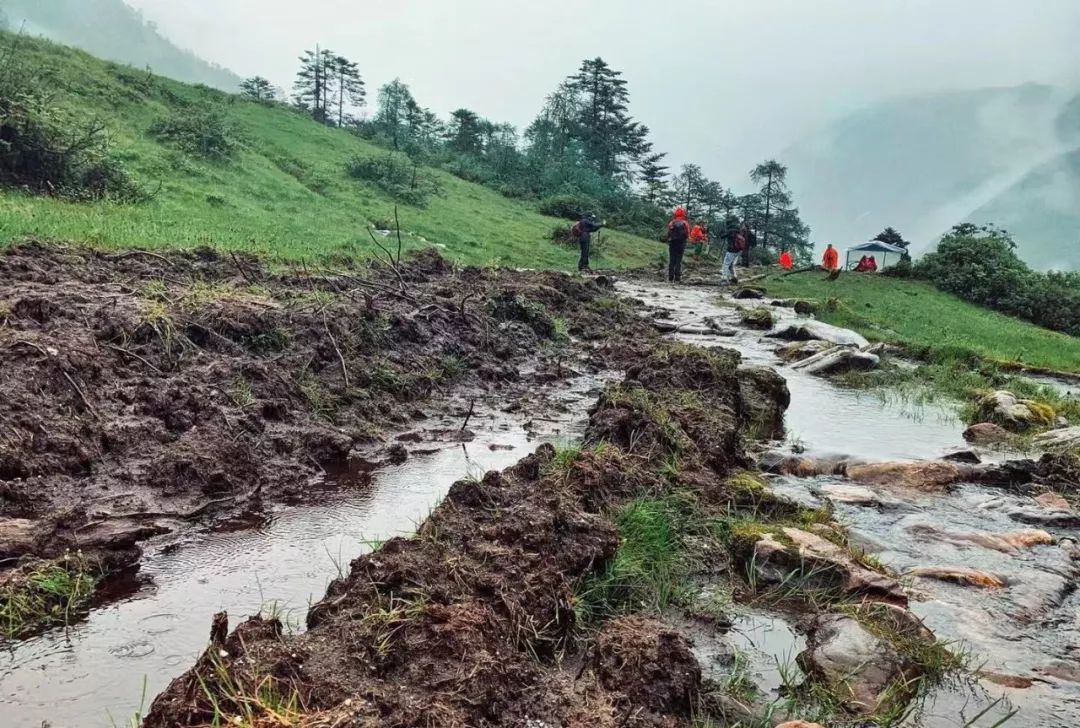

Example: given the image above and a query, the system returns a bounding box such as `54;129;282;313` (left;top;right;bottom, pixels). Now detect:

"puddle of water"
0;375;608;728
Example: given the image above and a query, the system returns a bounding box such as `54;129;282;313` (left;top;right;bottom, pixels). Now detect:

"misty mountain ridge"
783;83;1079;271
1;0;240;90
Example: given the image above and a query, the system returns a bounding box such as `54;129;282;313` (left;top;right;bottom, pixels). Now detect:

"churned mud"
0;242;651;637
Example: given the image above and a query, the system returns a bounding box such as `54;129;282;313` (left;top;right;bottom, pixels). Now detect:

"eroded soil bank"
0;242;651;637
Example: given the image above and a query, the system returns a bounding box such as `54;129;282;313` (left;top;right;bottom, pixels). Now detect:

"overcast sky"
127;0;1080;182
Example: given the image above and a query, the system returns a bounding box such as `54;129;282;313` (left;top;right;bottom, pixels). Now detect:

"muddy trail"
0;242;652;636
4;249;1079;727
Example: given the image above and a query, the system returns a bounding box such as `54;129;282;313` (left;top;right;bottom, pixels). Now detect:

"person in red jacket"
779;250;794;270
822;244;840;271
666;208;691;283
690;223;708;261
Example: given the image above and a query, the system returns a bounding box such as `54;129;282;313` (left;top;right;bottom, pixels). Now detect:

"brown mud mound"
143;344;789;727
0;242;654;622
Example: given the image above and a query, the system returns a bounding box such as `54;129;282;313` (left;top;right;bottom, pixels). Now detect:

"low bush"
346;152;440;207
0;41;144;201
538;193;597;220
149;106;240;161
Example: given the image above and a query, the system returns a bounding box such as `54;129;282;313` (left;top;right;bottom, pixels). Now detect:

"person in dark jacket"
576;213;605;273
666;207;691;283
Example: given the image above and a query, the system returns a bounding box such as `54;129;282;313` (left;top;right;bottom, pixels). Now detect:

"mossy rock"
740;307;774;330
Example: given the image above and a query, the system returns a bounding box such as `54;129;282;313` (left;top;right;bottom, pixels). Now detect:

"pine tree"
239;76;276;103
639;152;671;206
448;109;484;155
328;55;365;127
750;160;793;254
293;46;335;124
566;58;643;178
873;227;910;249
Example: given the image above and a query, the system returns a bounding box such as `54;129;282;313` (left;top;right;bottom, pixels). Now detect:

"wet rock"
943;449;982;464
978;671;1035;689
797;614;917;716
907;566;1005;588
1009;507;1080;528
738;366;791;440
790;345;879;376
774;339;834;363
908;524;1053;553
861;342;891;357
741;307;775;330
753;528;906;604
734;287;766;300
1035;661;1080;683
818;482;883;507
385;443;409;465
594;616;701;720
767;321;869;348
1035;492;1071;510
963;422;1014;445
653;319;679;333
793;300;819;316
974;391;1056;432
1033;426;1080;452
846;460;978;492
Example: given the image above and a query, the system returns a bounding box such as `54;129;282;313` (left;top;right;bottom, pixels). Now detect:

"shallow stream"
620;280;1080;727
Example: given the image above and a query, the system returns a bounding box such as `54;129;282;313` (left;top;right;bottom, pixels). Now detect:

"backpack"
668;220;689;244
571;221;583;242
735;232;747;252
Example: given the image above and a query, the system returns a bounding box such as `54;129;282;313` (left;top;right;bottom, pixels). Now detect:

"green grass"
0;31;657;270
0;555;98;639
760;271;1080;373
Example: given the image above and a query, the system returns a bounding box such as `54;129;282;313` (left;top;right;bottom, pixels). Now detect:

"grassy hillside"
2;0;240;90
0;33;657;270
761;270;1080;373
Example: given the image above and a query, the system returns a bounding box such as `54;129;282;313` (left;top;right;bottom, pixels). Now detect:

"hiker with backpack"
721;217;746;284
666;207;691;283
573;213;605;274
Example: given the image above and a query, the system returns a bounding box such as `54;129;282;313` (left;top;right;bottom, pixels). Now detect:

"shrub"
149;106;240;161
346;152;440;207
539;193;597;220
915;224;1080;337
0;44;144;201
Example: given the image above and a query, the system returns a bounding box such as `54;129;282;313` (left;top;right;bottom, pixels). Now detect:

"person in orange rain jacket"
666;208;691;283
779;250;794;270
690;223;708;260
822;243;840;271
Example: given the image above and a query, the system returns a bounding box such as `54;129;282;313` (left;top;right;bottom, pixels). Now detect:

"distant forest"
1;0;240;91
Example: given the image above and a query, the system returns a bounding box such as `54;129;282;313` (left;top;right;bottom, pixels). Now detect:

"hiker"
779;250;794;270
574;213;604;274
722;221;746;284
666;207;691;283
822;243;840;271
868;255;878;272
690;223;709;261
854;255;871;272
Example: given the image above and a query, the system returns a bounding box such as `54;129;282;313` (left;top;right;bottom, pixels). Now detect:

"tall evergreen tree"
873;226;910;249
328;55;365;127
566;58;645;178
750;160;792;253
639;152;671;206
447;108;484;155
293;46;335;124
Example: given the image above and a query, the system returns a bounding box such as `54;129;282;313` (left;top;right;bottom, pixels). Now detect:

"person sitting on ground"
690;223;708;262
854;255;871;272
779;250;794;270
868;255;879;272
574;213;605;274
822;243;840;271
666;208;691;284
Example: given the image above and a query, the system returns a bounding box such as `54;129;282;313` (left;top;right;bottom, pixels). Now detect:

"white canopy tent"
844;240;908;271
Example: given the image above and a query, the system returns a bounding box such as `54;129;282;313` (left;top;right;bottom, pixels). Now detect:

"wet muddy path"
620;280;1080;727
1;373;611;727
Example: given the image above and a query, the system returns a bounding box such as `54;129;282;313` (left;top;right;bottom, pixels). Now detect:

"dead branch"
394;206;404;266
229;252;256;285
365;227;409;293
323;316;350;389
103;343;164;374
61;370;98;418
460;399;475;432
104;250;174;265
